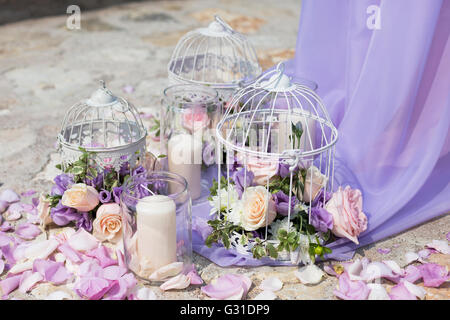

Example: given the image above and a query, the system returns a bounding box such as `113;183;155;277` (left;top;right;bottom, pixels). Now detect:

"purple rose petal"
0;221;13;232
418;263;449;288
4;203;23;221
15;223;41;240
58;243;82;263
103;266;127;281
33;259;70;285
0;274;22;295
21;190;36;197
201;274;252;300
85;246;117;268
74;276;111;300
0;200;8;213
334;272;370;300
389;282;417;300
377;248;391;255
446;232;450;241
0;189;20;204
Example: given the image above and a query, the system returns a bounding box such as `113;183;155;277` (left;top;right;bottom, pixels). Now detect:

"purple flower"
232;168;254;198
99;190;112;203
119;161;130;177
132;166;146;176
311;189;332;207
51;174;74;196
85;173;104;189
112;187;123;204
75;212;93;232
50;201;80;226
310;207;333;232
202;141;215;166
273;191;297;216
278;162;291;179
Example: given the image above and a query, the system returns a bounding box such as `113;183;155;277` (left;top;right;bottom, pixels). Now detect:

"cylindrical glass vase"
120;171;192;282
161;84;221;204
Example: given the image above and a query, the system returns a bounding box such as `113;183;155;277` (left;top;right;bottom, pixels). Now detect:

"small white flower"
209;185;239;216
268;217;295;239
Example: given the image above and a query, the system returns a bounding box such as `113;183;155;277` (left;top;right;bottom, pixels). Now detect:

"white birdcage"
168;15;262;102
213;63;338;263
57;81;147;174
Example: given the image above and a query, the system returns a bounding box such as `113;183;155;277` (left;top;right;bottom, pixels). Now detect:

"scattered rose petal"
24;239;59;260
0;260;4;275
403;265;422;283
15;223;41;240
68;228;99;252
149;261;184;281
426;240;449;255
201;274;252;300
160;274;190;291
21;190;36;197
8;260;33;274
103;265;127;281
128;287;157;300
418;263;449;287
33;259;70;284
324;264;338;277
295;264;325;284
78;259;103;278
103;274;136;300
377;248;391;255
58;243;82;263
0;200;8;213
0;274;22;295
51;228;76;244
54;253;66;263
0;221;13;232
0;232;11;247
334;272;370;300
383;260;404;276
446;232;450;241
0;189;20;204
405;252;420;265
367;283;390;300
185;264;203;285
18;271;43;293
418;249;432;259
4;203;23;221
403;280;426;300
74;276;111;300
389;282;417;300
253;290;277;300
45;290;72;300
259;277;283;292
85;246;116;268
122;85;135;94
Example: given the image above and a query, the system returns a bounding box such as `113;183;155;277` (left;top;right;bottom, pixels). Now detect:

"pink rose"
298;166;328;202
239;155;279;186
61;183;99;212
93;203;122;243
182;107;210;133
37;194;52;228
240;186;276;231
325;186;368;244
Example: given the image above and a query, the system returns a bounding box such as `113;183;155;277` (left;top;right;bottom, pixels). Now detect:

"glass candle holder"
161;84;221;204
120;171;192;282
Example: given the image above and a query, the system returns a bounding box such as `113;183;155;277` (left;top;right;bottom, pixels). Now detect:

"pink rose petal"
446;232;450;241
0;221;13;232
0;232;12;247
19;271;43;293
389;282;417;300
333;272;370;300
0;200;8;213
426;240;449;255
85;246;116;268
160;274;190;291
58;243;82;263
75;276;111;300
418;249;432;259
186;265;203;285
33;259;70;284
68;228;99;252
0;274;22;295
403;265;422;284
79;259;103;278
201;274;252;300
418;263;449;287
21;190;36;197
103;265;127;281
15;223;41;240
4;203;23;221
0;189;20;204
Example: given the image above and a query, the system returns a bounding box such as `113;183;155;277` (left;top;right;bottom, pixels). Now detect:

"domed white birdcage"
57;81;147;174
212;63;338;263
168;15;262;101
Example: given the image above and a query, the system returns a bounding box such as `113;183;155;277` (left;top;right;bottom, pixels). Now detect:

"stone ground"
0;0;448;300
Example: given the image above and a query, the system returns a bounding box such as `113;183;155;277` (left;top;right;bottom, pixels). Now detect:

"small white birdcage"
57;81;147;174
210;63;338;263
168;15;262;102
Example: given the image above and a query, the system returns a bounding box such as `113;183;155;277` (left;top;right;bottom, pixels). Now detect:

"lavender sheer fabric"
192;0;450;265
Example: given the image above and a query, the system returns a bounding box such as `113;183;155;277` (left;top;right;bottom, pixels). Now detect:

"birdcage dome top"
216;63;338;160
58;82;147;152
168;15;262;89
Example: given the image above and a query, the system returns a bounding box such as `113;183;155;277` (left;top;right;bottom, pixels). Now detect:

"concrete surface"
0;0;448;300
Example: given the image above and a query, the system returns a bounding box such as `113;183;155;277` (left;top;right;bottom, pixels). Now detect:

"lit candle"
168;133;202;199
136;195;177;274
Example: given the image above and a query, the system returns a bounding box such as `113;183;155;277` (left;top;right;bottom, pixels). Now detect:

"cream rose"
239;155;279;186
325;186;368;244
93;203;122;243
37;194;52;228
298;166;328;203
61;183;99;212
241;186;276;231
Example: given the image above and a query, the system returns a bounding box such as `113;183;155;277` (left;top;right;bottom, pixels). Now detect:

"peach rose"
61;183;99;212
239;155;279;186
37;194;52;228
241;186;276;231
298;166;328;203
325;186;368;244
182;107;210;133
93;203;122;243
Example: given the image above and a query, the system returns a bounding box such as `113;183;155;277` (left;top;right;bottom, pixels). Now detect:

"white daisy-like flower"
209;184;239;216
268;217;295;239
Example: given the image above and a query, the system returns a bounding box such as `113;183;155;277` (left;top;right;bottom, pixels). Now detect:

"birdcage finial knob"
86;81;117;106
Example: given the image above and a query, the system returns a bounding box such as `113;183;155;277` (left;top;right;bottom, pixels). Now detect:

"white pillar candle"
168;133;202;199
136;195;177;275
277;113;316;152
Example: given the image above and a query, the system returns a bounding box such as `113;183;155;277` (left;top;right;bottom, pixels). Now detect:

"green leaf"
71;166;84;175
55;164;62;170
266;243;278;259
221;234;230;249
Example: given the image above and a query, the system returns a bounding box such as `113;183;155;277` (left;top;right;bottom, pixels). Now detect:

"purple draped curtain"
192;0;450;265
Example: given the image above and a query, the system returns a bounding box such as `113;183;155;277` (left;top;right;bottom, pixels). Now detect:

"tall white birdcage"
210;63;338;264
57;81;148;175
168;15;262;104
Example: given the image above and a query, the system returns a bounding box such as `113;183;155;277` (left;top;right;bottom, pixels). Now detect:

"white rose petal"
259;277;283;292
403;280;427;300
404;252;420;265
295;264;325;285
45;291;72;300
367;283;390;300
253;290;277;300
426;240;449;255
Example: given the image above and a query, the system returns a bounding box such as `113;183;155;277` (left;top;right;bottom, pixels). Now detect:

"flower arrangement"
205;153;368;263
39;147;154;243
